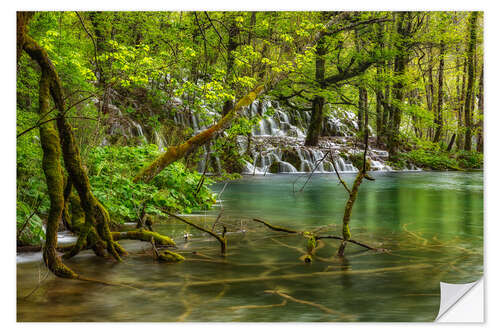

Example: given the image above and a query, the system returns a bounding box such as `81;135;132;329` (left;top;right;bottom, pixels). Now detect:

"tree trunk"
134;85;264;183
357;87;367;135
464;12;478;151
447;133;456;152
457;59;467;149
305;34;326;147
433;38;445;143
18;13;130;278
222;15;239;117
476;62;484;152
388;12;411;159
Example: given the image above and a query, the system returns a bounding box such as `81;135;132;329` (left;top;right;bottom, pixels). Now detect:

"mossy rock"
349;153;371;171
269;161;280;173
282;149;302;170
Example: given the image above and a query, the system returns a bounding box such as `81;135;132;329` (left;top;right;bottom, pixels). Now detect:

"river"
17;171;483;322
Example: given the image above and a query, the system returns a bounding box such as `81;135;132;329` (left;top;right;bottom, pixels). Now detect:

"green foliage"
212;117;258;174
87;145;216;222
17;200;45;246
398;149;461;170
456;150;483;169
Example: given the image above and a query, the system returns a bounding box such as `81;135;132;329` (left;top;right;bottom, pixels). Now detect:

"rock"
269;161;280;173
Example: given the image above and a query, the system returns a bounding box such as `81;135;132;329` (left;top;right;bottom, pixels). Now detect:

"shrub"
87;145;216;222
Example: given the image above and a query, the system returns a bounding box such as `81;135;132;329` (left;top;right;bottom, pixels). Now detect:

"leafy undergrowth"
393;147;483;171
87;145;216;222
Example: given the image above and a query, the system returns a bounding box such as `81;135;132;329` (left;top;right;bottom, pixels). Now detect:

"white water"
97;95;400;174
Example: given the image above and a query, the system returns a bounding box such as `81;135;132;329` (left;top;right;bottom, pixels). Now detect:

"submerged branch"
252;218;299;234
111;229;176;247
315;235;384;252
146;263;432;288
162;209;227;255
264;289;353;319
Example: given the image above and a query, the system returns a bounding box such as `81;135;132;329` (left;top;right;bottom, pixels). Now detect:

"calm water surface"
17;172;483;322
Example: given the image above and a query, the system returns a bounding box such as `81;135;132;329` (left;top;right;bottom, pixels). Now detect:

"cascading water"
97;94;404;174
238;100;396;174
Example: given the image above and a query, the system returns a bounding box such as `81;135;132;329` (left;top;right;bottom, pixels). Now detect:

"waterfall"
98;95;397;174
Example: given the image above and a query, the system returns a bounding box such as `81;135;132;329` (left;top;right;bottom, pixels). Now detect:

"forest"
16;11;484;322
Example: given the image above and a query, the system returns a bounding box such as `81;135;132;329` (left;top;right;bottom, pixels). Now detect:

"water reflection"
17;172;483;322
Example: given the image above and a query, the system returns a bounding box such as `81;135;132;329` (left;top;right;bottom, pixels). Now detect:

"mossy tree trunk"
433;38;445;143
18;12;128;278
464;12;478;151
134;85;264;183
387;12;415;160
476;63;484;153
304;34;326;147
222;14;240;117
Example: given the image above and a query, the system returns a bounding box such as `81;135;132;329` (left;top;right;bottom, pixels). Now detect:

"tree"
464;12;478;151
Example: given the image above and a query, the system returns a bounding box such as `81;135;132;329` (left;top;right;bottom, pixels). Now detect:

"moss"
349;153;372;171
303;232;316;253
282;149;302;171
269;161;280;173
35;69;77;279
111;230;176;247
134;85;264;183
342;224;352;241
158;250;185;263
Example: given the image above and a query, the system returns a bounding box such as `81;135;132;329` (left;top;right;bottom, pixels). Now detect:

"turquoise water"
17;172;483;322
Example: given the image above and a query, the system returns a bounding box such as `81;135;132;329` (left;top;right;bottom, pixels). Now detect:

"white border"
2;1;497;332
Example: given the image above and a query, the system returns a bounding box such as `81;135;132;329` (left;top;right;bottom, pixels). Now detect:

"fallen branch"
162;209;227;255
294;151;331;193
146;263;432;288
252;218;299;234
264;289;352;319
111;229;176;247
134;85;264;183
228;300;287;311
315;235;384;252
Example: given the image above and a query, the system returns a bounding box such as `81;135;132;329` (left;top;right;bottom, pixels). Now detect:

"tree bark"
18;13;128;278
476;62;484;152
464;12;478;151
222;14;240;117
134;85;264;183
387;12;414;160
305;34;326;146
433;38;445;143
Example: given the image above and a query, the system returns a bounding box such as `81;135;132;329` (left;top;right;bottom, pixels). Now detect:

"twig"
17;200;41;240
228;300;287;311
75;11;101;76
252;218;299;234
295;151;331;192
195;145;211;194
211;208;224;232
161;209;227;255
315;235;383;252
330;151;352;194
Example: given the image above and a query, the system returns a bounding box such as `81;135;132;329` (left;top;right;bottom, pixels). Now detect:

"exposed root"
145;263;432;288
76;275;146;293
229;299;287;311
264;289;354;320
